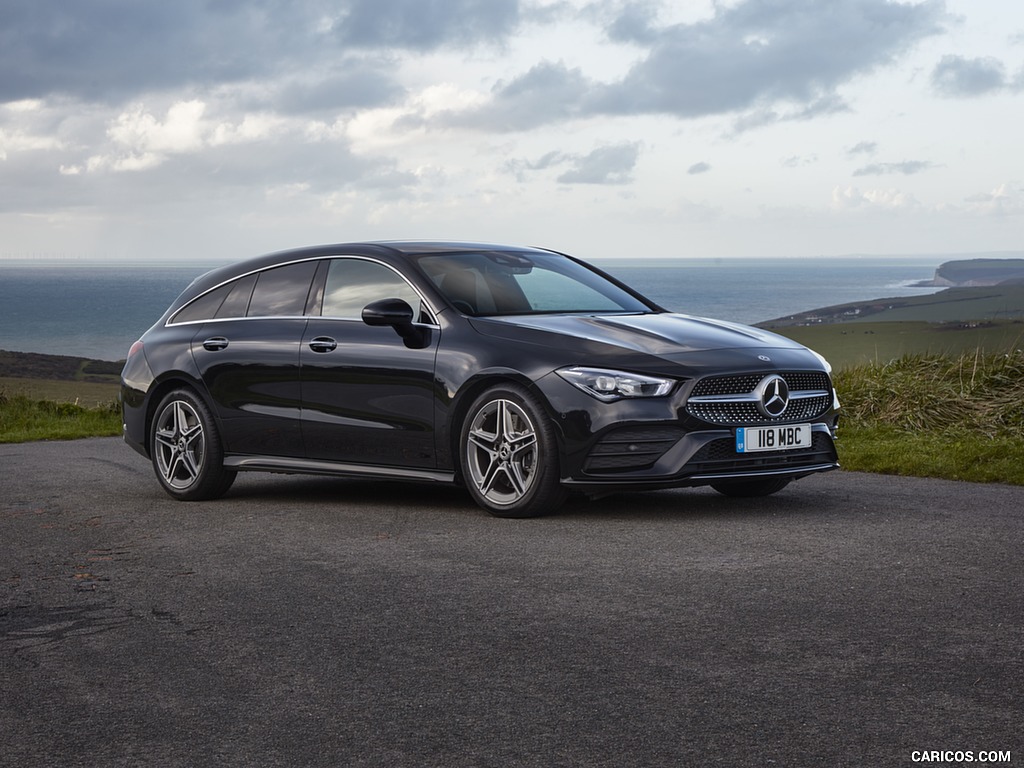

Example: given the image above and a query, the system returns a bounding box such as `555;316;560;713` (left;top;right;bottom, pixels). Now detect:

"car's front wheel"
150;389;236;501
460;384;567;518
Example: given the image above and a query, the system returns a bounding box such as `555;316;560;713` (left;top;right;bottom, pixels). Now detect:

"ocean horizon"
0;255;944;362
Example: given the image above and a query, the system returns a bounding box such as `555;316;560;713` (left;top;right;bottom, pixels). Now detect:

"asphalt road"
2;437;1021;767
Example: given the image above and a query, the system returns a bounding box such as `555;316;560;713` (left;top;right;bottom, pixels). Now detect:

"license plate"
736;424;812;453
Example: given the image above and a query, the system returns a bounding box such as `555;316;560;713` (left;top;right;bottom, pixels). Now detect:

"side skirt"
223;455;456;484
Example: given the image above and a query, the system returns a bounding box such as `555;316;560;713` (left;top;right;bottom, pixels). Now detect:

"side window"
171;283;232;324
215;274;256;318
322;259;427;320
247;262;318;317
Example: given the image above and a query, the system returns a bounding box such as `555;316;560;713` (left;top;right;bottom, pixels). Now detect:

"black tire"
150;388;236;501
460;384;567;518
710;477;791;498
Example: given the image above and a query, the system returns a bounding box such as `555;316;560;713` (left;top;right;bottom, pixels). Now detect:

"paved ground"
1;437;1022;767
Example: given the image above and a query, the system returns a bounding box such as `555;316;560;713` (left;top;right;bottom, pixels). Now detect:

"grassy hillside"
767;320;1024;369
761;285;1024;326
0;349;122;406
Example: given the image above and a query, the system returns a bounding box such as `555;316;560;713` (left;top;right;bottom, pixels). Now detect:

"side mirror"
362;298;429;348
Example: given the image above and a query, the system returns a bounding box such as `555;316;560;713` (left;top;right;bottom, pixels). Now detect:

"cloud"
329;0;519;50
0;2;415;111
963;183;1024;217
453;0;947;131
847;141;878;157
453;61;592;131
781;155;817;168
0;1;329;102
556;143;641;185
853;160;938;176
594;0;945;117
272;63;407;114
603;0;663;45
510;143;641;185
931;55;1009;97
831;185;920;210
687;162;712;175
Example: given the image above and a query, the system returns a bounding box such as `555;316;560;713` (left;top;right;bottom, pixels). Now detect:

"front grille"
687;432;837;475
584;426;686;473
685;371;833;427
687;394;832;426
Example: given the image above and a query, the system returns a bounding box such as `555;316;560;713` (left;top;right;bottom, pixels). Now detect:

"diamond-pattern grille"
685;371;832;427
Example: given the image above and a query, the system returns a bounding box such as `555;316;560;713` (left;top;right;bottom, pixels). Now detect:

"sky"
1;0;1022;261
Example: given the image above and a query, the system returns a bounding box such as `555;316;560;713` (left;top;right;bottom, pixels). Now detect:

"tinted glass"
247;262;318;317
171;283;230;324
215;274;256;318
322;259;424;319
415;251;653;316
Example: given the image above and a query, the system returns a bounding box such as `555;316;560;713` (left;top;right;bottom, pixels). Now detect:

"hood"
470;312;826;374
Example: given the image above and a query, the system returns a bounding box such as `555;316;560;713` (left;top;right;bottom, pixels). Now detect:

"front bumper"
533;369;840;494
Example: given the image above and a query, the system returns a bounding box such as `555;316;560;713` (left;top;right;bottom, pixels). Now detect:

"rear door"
190;261;317;457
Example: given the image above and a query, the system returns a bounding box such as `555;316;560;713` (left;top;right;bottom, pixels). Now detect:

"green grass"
834;350;1024;485
0;375;120;406
0;391;122;443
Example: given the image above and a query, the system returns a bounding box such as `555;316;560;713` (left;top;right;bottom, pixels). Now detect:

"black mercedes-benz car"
121;241;839;517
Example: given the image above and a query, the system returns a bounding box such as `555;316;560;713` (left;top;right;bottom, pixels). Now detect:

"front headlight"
556;366;675;401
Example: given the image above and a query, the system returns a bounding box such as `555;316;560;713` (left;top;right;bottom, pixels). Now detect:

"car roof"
173;241;559;309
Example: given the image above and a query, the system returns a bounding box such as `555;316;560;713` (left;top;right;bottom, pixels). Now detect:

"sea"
0;256;944;362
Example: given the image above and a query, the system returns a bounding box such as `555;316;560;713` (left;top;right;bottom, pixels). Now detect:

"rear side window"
247;262;318;317
216;274;256;318
171;283;231;324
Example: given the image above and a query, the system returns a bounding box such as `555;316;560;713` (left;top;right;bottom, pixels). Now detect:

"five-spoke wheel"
461;384;566;517
151;389;235;500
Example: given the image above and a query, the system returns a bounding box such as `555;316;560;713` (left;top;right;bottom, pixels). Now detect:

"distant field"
0;349;122;405
762;285;1024;326
769;320;1024;369
0;376;120;406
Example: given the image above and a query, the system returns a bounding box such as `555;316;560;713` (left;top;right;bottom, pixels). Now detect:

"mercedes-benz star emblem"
756;375;790;418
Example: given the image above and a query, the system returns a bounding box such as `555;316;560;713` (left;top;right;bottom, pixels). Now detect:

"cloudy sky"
1;0;1022;261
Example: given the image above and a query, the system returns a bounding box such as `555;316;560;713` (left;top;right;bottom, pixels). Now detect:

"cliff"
931;258;1024;287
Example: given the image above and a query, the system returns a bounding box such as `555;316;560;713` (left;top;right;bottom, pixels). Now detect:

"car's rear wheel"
461;384;567;518
710;477;791;497
151;389;236;501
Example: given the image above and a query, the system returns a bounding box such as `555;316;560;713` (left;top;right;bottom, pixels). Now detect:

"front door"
300;258;439;468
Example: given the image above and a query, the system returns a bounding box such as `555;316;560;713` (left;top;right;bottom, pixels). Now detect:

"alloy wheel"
465;398;540;508
154;399;206;490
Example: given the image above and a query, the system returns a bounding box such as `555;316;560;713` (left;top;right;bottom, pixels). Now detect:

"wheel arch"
142;374;214;456
445;371;556;484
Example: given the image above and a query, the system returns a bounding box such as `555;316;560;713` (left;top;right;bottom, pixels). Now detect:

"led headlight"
557;366;675;401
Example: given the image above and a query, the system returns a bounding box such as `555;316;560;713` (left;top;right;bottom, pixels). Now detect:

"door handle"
202;336;229;351
308;336;338;353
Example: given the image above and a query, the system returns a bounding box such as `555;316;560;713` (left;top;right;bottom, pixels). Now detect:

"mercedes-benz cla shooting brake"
121;241;840;517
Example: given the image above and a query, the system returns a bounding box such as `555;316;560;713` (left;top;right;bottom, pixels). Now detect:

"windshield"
414;251;656;316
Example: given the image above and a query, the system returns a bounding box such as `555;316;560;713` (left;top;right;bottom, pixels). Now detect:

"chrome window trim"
166;255;440;328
